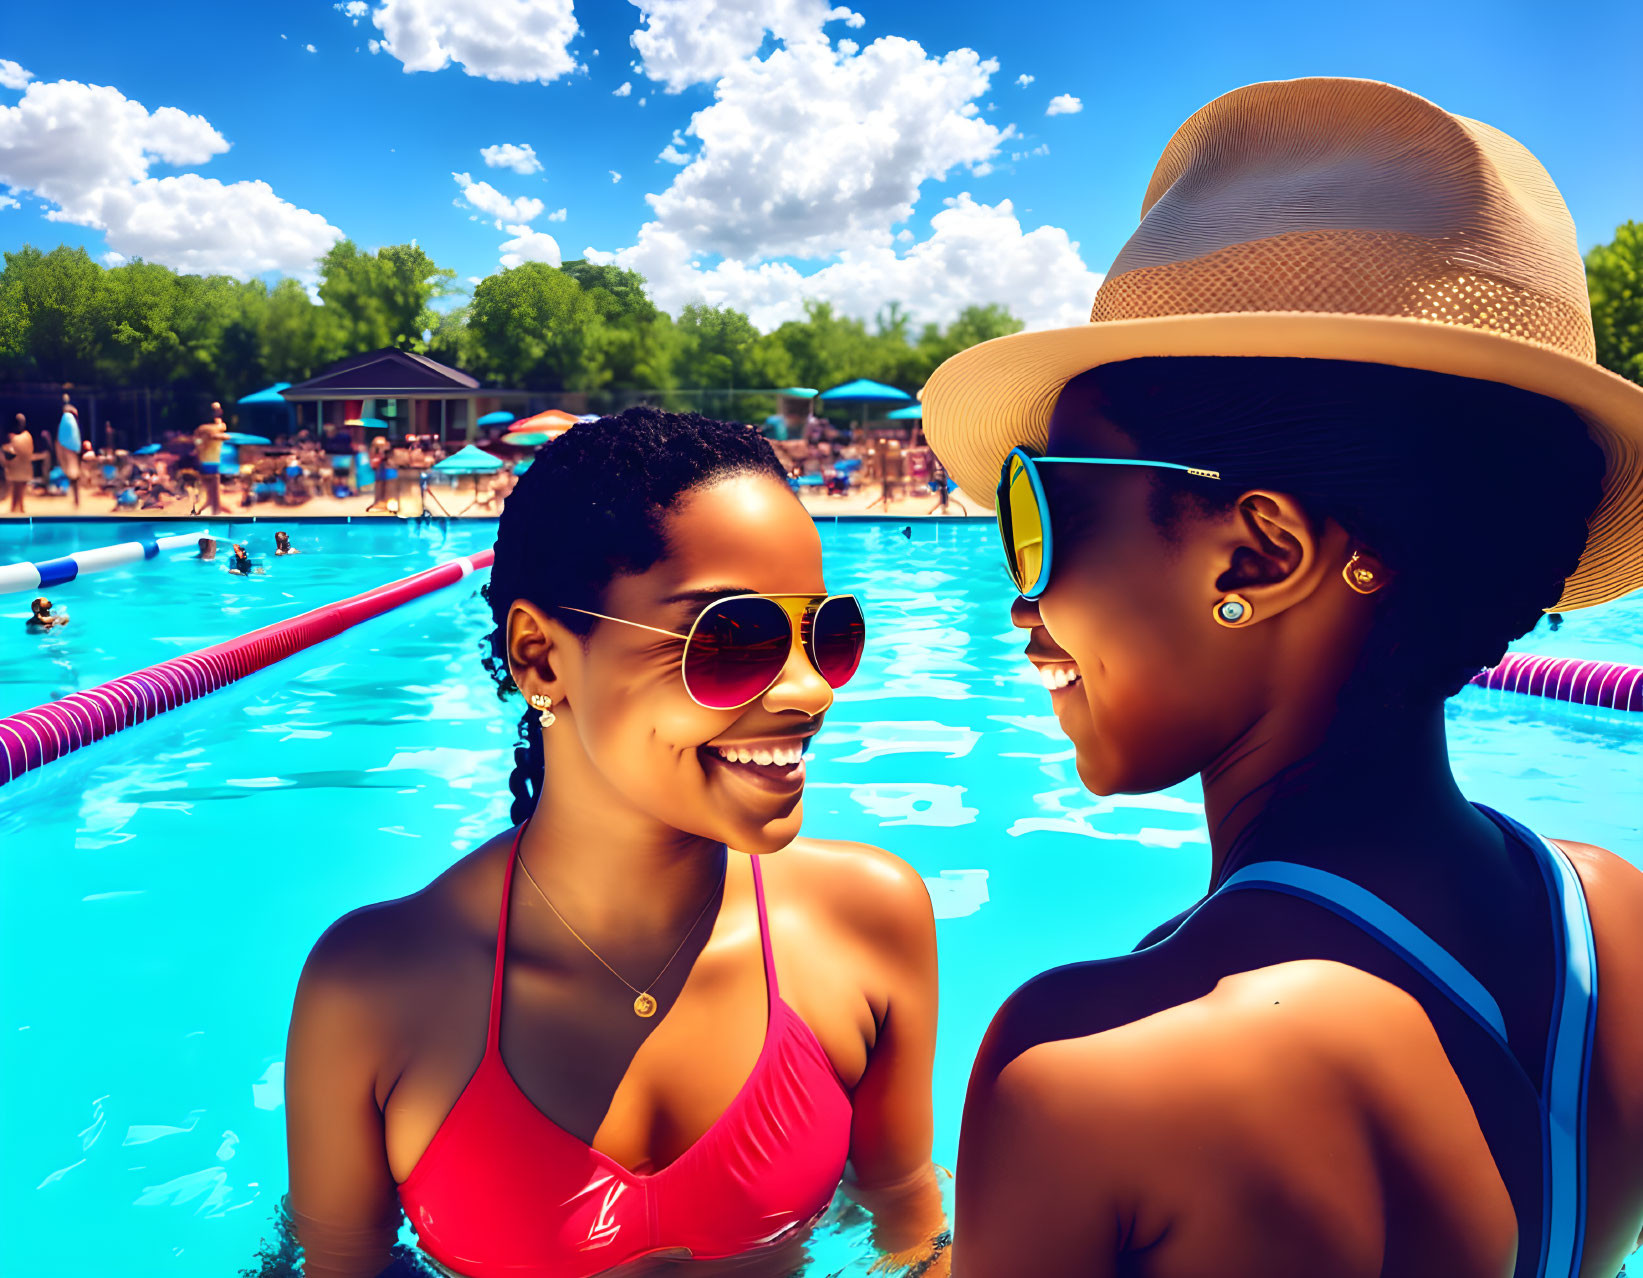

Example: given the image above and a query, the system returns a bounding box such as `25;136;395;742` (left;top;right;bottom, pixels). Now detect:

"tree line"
2;221;1638;419
0;240;1026;425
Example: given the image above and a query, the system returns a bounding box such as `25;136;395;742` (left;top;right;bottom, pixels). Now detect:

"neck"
1201;692;1488;889
519;725;728;942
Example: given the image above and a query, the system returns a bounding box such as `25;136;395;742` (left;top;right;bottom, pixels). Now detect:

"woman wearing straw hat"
929;79;1643;1278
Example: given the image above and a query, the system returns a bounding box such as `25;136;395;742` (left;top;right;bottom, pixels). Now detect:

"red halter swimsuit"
398;835;854;1276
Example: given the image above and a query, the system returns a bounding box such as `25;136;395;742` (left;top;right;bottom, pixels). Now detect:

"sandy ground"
1;478;985;522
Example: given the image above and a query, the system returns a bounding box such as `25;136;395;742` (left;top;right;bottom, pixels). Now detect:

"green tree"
1587;222;1643;386
259;278;341;382
317;240;456;352
468;262;606;390
0;245;107;382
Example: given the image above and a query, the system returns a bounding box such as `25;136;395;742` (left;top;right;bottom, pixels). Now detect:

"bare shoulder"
1551;837;1643;903
765;836;934;947
294;836;508;1024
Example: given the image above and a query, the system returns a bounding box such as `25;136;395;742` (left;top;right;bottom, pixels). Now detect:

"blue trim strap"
1216;862;1510;1044
1478;808;1598;1278
1225;826;1597;1278
139;535;160;560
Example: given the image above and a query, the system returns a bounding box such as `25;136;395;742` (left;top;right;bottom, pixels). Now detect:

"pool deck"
0;482;987;523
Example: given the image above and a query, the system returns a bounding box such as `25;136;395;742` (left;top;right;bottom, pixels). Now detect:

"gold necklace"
514;849;727;1018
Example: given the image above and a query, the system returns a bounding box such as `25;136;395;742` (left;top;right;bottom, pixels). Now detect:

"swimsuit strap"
486;824;529;1052
749;855;780;1004
1473;806;1599;1278
1222;809;1598;1278
1215;861;1510;1045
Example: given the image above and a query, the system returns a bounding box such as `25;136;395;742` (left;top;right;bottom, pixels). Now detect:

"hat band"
1089;229;1596;363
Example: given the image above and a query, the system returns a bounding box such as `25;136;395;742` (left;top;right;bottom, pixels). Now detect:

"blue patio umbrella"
886;404;923;419
819;378;911;437
222;432;271;445
434;445;505;473
477;411;515;427
236;383;291;404
513;456;533;475
435;444;506;511
819;379;910;403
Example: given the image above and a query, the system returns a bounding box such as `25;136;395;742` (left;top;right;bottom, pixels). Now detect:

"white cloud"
369;0;581;83
0;192;19;210
659;144;689;165
547;207;566;221
837;38;857;55
1045;93;1081;116
0;79;343;278
610;170;622;183
639;35;1008;262
368;38;382;53
334;0;369;21
466;274;482;285
0;60;34;90
638;96;647;106
452;170;544;222
613;80;632;96
305;43;318;53
629;0;865;92
480;142;541;174
100;250;126;266
587;193;1099;332
1015;73;1033;87
499;223;562;268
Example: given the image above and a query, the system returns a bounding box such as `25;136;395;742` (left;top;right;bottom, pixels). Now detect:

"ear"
507;601;578;705
1211;490;1345;620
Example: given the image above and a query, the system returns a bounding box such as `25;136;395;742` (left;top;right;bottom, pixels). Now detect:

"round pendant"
633;992;658;1018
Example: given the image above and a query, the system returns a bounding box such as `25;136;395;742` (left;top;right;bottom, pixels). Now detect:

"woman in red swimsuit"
284;410;947;1277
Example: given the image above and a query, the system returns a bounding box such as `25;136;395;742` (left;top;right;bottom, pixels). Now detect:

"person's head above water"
1019;356;1603;796
483;406;860;854
198;536;216;559
30;597;51;618
275;531;291;550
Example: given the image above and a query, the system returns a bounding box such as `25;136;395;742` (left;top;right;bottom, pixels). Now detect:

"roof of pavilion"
280;349;482;400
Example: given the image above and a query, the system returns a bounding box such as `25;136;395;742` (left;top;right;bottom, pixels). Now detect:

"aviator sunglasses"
998;446;1223;599
559;593;866;710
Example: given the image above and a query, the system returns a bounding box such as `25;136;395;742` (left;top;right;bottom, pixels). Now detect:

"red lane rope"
1467;651;1643;712
0;548;494;787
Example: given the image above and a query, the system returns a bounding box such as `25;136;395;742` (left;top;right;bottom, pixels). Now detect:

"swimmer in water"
274;531;298;555
198;537;217;560
27;597;69;631
228;543;256;575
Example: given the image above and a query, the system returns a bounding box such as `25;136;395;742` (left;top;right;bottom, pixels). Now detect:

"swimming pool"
1;520;1639;1277
0;520;498;721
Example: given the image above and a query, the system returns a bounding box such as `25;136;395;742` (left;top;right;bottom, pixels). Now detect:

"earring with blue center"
1213;593;1254;628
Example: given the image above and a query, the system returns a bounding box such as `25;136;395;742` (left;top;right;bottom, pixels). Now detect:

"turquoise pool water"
0;520;498;721
1;520;1639;1277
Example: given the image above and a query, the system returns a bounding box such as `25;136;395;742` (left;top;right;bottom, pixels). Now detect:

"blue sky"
1;0;1638;330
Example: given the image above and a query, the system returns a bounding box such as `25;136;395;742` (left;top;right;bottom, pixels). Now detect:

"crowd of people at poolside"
2;398;507;518
4;395;955;520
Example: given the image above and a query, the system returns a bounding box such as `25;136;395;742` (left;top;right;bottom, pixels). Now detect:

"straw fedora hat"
922;77;1643;611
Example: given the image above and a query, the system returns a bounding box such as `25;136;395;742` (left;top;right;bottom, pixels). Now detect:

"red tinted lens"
683;596;793;709
807;595;866;688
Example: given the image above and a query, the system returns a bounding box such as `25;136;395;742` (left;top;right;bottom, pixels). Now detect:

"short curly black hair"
1065;357;1605;707
482;406;790;823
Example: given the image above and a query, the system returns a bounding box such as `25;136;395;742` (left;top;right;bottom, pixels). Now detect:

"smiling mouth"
698;734;815;796
1037;663;1083;691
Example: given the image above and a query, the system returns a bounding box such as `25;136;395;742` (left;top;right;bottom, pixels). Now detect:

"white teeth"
1038;665;1083;690
714;743;804;767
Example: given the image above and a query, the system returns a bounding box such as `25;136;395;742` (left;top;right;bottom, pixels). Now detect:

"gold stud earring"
1213;593;1253;627
1342;551;1386;595
528;693;556;729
